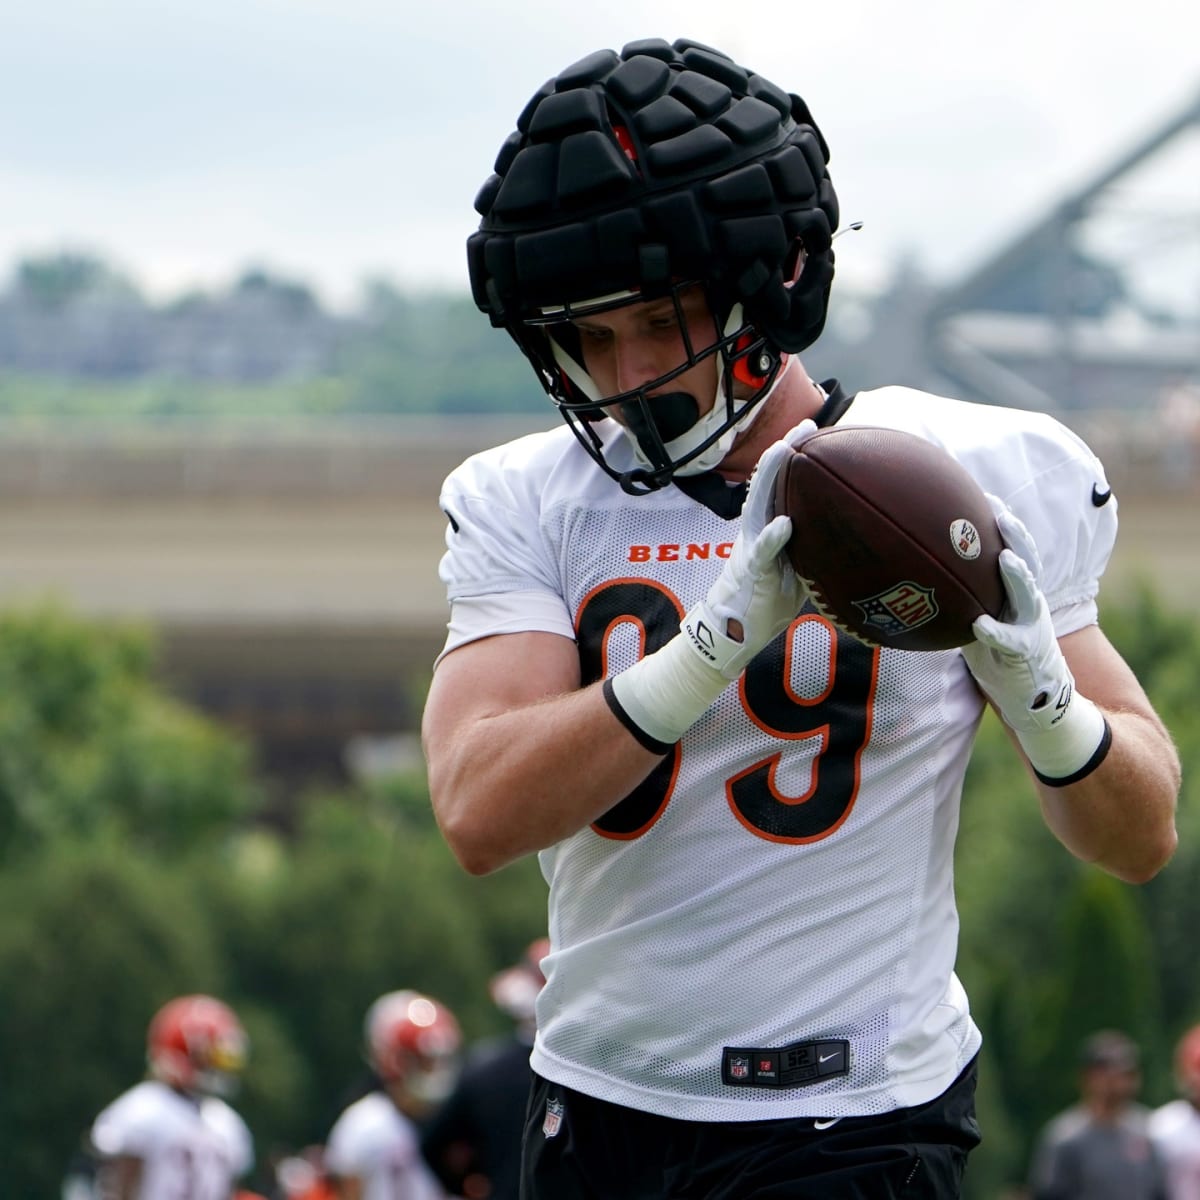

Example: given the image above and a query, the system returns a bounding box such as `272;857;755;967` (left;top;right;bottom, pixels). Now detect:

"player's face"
571;285;721;426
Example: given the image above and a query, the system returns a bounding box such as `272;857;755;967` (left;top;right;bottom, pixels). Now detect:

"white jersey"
324;1091;444;1200
1150;1099;1200;1200
436;385;1116;1121
90;1079;253;1200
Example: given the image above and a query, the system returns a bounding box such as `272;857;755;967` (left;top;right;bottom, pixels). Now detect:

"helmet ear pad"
731;328;777;389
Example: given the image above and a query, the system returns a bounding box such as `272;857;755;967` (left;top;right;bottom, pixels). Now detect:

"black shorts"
520;1056;981;1200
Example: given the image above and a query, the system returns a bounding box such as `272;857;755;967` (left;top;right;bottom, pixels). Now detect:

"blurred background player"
89;993;254;1200
1028;1030;1166;1200
1150;1025;1200;1200
323;990;460;1200
422;939;549;1199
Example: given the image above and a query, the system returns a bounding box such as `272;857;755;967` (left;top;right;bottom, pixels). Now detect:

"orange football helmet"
1175;1024;1200;1100
147;994;248;1096
364;990;461;1106
489;938;550;1027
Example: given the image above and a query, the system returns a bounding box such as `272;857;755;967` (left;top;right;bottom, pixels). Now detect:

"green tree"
221;781;545;1143
0;604;259;861
0;847;227;1193
12;252;141;310
955;582;1194;1197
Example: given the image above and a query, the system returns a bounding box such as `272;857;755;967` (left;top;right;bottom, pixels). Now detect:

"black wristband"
602;678;674;757
1032;717;1113;788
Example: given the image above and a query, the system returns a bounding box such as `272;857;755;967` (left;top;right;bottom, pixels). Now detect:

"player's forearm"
425;682;665;874
1035;707;1179;883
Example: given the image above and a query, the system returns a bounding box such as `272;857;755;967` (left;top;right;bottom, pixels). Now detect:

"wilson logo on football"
950;519;982;561
852;583;939;638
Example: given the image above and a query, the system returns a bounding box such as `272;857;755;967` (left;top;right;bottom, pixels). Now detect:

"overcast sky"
1;0;1196;307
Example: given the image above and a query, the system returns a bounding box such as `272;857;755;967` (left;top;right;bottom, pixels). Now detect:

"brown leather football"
771;425;1006;651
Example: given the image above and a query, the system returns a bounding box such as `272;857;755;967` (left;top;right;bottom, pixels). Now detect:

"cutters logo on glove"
1045;680;1073;723
684;617;719;664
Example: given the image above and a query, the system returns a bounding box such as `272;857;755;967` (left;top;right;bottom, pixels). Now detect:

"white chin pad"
661;352;793;476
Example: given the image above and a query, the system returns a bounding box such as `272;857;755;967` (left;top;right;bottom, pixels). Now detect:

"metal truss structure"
925;85;1200;418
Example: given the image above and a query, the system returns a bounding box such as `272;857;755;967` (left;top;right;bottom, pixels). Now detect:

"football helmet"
147;994;248;1096
468;37;840;493
364;990;462;1106
489;937;550;1027
1175;1025;1200;1099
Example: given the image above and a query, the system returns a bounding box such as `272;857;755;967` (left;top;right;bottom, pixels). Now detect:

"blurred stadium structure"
803;82;1200;488
0;86;1195;789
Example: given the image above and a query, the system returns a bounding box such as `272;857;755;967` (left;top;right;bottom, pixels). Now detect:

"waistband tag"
721;1039;850;1088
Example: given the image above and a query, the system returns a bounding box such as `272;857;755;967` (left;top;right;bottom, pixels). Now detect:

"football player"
1028;1031;1166;1200
420;37;1180;1200
323;990;458;1200
421;939;550;1200
90;994;254;1200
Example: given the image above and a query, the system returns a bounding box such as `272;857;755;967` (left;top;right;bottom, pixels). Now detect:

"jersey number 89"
577;579;878;846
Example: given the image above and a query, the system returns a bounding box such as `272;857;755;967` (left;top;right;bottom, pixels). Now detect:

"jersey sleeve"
435;443;576;661
322;1107;363;1176
965;411;1118;638
324;1099;391;1178
90;1088;154;1158
202;1098;254;1177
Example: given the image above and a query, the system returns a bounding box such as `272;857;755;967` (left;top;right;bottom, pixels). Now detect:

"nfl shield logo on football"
542;1096;565;1138
730;1055;751;1080
854;582;938;635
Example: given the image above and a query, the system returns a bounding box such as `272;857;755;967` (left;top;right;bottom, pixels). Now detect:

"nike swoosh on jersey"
1091;484;1113;507
813;1117;842;1130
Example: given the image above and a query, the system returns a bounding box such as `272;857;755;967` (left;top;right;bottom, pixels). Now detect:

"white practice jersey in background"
436;385;1117;1122
324;1092;443;1200
1150;1099;1200;1200
90;1079;253;1200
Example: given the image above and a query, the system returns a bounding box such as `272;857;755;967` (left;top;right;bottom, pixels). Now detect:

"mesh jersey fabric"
434;385;1116;1121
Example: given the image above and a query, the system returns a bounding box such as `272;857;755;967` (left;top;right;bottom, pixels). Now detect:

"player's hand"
681;420;815;680
961;495;1108;782
607;422;814;750
961;497;1069;733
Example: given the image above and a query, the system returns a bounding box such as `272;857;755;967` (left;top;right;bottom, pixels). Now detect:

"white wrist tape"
607;622;729;749
1015;690;1111;785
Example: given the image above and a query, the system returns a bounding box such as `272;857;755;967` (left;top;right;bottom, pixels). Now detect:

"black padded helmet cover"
468;38;840;356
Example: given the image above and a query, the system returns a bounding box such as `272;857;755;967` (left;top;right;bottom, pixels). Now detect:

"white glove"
961;496;1110;784
607;421;814;749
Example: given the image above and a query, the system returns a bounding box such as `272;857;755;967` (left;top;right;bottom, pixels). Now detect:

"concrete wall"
0;414;1193;782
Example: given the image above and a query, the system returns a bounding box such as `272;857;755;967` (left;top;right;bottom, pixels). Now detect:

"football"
771;425;1006;651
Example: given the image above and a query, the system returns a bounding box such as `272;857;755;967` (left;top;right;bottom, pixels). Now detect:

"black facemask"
618;391;700;470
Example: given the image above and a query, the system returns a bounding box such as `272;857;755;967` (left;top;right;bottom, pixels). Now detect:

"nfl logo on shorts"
542;1096;565;1138
729;1055;751;1081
